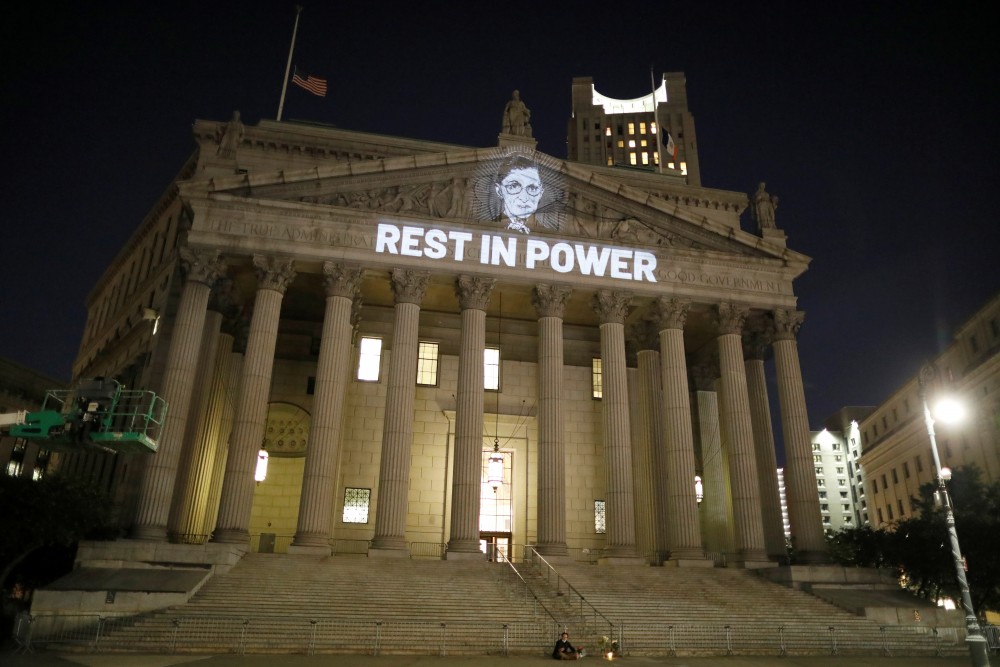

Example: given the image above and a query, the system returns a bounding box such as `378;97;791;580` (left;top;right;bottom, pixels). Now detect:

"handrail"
523;546;615;635
495;548;560;627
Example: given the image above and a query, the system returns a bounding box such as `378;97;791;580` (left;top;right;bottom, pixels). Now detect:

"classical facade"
859;292;1000;529
67;75;827;566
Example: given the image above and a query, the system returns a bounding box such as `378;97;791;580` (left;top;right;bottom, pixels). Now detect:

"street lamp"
918;363;991;667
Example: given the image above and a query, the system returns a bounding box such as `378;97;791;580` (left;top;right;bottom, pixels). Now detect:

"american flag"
292;67;327;97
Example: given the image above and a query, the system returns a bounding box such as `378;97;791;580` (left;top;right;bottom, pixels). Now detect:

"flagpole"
650;67;663;174
276;5;303;121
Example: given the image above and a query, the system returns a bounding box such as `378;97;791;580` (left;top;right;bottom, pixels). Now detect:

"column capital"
252;255;297;294
771;309;805;341
628;318;660;351
323;262;365;298
652;297;691;331
714;302;749;336
742;328;773;361
390;268;429;304
455;275;495;311
208;277;241;318
689;361;719;391
592;289;632;324
179;247;226;287
532;283;571;318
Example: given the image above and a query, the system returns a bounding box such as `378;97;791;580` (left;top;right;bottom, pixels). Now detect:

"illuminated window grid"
356;336;382;381
416;341;439;386
342;487;371;523
484;347;500;391
595;499;606;534
592;358;603;399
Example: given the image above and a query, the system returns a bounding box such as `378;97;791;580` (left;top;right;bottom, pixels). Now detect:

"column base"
446;539;481;554
287;544;332;557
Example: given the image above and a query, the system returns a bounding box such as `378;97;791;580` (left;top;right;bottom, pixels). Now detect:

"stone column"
168;294;225;539
204;328;245;536
132;248;225;541
447;275;495;558
653;298;708;564
532;283;571;557
771;309;829;563
292;263;365;554
370;269;430;557
592;289;638;561
630;321;661;560
212;255;296;544
713;303;768;565
743;327;787;561
692;365;735;556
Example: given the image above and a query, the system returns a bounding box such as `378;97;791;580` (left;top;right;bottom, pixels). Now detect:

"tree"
0;473;118;592
827;465;1000;614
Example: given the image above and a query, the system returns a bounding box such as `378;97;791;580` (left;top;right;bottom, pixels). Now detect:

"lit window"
653;152;659;165
640;139;647;147
617;140;624;148
342;488;371;523
591;358;603;399
627;139;636;148
838;479;847;487
627;122;635;135
357;336;382;381
639;122;647;134
679;162;687;175
484;347;500;391
813;455;822;463
817;479;825;487
606;156;613;166
594;500;606;534
641;152;649;165
629;152;637;165
812;443;821;451
605;127;611;136
815;467;823;476
416;342;439;386
651;121;658;135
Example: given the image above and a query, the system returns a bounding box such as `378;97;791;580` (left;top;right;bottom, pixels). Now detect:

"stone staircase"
78;554;557;655
35;553;967;657
527;562;964;657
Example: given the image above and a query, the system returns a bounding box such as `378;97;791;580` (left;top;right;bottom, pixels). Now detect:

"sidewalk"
0;652;978;667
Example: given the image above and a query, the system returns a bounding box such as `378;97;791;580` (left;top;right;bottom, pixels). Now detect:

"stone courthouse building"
67;73;828;569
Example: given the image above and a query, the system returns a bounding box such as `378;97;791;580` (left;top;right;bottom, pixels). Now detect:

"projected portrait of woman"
495;154;544;233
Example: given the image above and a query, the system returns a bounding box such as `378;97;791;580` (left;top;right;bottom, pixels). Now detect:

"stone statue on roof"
750;182;778;232
501;90;532;137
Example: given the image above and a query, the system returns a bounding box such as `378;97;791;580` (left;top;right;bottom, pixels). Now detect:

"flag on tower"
292;67;327;97
663;131;678;162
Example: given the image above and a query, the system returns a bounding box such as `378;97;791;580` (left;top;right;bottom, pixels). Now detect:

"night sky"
2;3;997;431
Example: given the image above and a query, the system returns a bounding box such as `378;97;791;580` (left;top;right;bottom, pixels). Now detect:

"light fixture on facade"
488;438;504;493
694;475;704;504
255;443;269;483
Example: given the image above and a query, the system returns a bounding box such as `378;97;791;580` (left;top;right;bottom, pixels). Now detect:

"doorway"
480;532;512;562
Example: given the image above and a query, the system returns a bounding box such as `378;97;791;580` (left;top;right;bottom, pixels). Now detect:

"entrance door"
479;532;512;562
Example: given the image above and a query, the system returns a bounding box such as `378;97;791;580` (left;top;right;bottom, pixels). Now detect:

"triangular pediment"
184;144;805;266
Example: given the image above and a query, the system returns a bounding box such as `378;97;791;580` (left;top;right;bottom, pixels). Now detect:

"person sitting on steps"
553;631;585;660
